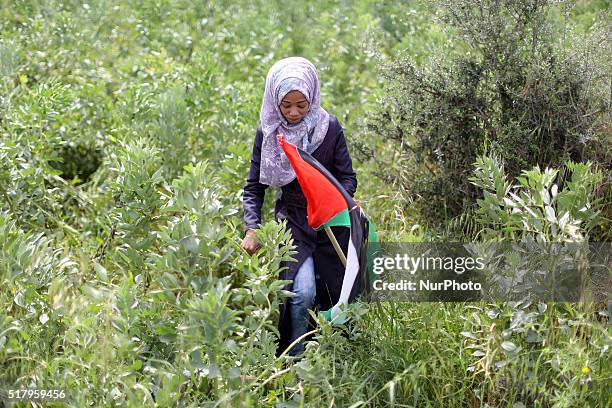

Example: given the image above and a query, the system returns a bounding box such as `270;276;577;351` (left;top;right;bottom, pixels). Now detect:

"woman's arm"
243;128;269;230
333;125;357;197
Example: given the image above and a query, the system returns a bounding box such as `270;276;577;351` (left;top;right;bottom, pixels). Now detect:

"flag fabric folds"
278;134;378;323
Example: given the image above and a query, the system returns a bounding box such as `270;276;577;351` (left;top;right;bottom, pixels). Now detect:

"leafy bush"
359;0;611;229
1;157;297;405
469;156;607;241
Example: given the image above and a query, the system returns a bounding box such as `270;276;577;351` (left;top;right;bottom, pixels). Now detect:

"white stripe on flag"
328;231;359;323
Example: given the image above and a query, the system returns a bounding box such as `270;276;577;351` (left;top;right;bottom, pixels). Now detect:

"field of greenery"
1;0;610;407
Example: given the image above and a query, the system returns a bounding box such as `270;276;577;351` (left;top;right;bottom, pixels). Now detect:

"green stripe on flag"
320;309;332;322
368;220;378;243
315;208;350;230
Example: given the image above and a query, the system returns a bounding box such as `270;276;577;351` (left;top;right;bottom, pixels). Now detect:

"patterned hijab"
259;57;330;187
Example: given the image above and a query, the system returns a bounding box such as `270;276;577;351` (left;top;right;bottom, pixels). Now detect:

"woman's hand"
241;229;260;256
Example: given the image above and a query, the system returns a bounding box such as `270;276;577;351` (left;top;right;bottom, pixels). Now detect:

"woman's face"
279;90;309;125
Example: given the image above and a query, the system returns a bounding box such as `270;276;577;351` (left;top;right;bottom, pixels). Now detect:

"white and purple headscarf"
259;57;330;187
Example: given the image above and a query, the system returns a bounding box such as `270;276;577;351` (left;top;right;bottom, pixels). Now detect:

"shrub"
469;156;606;242
468;156;609;304
359;0;611;229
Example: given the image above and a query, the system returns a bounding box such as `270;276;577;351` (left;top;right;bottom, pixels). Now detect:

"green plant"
469;155;606;242
359;0;610;230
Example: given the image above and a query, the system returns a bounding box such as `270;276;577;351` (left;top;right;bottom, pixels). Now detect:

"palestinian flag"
278;134;379;324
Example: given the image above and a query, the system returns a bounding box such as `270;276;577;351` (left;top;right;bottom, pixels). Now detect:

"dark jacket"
242;115;357;354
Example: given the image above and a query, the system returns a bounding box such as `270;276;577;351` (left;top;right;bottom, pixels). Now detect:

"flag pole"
324;227;347;267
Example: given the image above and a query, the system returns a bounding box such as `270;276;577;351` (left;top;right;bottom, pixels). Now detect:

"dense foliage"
0;0;609;407
358;0;610;233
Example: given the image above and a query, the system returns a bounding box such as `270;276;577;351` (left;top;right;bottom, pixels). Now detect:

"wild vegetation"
0;0;610;407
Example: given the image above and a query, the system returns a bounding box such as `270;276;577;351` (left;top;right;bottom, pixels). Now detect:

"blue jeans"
288;256;316;356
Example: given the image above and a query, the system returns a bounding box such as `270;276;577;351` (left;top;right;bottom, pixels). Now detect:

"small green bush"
469;156;606;241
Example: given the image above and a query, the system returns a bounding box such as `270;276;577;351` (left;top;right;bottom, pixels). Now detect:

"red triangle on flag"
278;135;347;229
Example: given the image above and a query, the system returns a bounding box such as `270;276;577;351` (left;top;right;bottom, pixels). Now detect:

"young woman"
241;57;357;357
